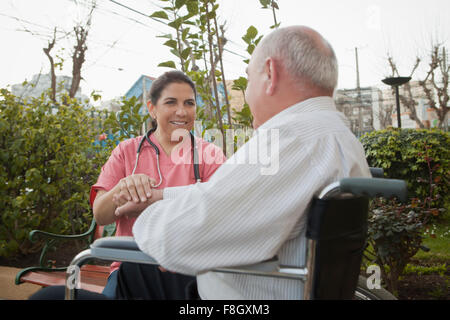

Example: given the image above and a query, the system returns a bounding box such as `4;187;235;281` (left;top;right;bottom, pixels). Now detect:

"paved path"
0;267;41;300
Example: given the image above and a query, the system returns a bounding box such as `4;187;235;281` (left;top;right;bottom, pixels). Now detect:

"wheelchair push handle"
339;177;407;202
369;167;384;178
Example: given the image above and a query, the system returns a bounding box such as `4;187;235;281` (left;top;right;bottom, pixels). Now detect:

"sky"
0;0;449;104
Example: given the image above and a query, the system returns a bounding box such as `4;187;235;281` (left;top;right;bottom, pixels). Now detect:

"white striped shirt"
133;96;371;299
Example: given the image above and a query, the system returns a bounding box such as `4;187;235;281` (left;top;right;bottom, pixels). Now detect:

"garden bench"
15;219;116;294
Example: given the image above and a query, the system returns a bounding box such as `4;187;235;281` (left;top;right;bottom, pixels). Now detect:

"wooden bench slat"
20;264;111;294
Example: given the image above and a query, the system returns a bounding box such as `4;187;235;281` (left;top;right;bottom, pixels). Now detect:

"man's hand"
114;200;151;219
114;188;164;219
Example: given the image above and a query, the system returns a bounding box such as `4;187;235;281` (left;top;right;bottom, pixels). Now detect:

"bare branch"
409;57;421;77
69;0;96;99
387;55;400;77
387;42;449;129
43;28;57;102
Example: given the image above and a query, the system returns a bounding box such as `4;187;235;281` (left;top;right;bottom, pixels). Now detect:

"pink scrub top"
90;133;226;272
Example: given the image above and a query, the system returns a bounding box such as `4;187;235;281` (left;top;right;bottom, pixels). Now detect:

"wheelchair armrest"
87;237;301;280
89;236;158;265
340;177;407;202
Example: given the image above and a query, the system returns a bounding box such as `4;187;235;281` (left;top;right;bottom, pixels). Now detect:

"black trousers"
29;263;198;300
116;262;198;300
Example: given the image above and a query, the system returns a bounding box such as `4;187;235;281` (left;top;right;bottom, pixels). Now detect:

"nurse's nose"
175;104;187;116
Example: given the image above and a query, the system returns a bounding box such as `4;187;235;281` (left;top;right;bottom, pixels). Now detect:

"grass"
413;210;450;263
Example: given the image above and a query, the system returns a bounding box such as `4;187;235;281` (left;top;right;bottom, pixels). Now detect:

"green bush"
0;89;110;257
360;128;450;209
361;128;449;295
367;199;424;295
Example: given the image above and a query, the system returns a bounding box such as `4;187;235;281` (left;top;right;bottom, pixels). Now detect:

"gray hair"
258;26;338;90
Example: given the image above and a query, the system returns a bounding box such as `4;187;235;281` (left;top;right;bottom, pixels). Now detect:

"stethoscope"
131;128;201;187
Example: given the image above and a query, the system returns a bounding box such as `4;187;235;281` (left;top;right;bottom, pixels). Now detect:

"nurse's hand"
114;188;164;219
112;174;157;207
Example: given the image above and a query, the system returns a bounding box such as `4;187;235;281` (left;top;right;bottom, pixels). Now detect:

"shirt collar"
258;96;337;130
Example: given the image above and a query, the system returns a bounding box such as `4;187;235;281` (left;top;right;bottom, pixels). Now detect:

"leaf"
168;17;184;30
163;39;179;50
175;0;186;9
181;47;191;60
247;44;255;54
232;77;248;91
206;10;216;20
259;0;270;7
158;61;176;69
186;1;198;15
149;11;169;20
181;27;190;41
170;48;181;58
156;33;173;39
242;26;258;44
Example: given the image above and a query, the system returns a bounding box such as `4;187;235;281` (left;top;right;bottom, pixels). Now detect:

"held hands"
112;174;162;219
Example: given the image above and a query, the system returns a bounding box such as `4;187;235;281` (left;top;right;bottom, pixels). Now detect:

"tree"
150;0;229;150
387;43;449;129
69;1;96;99
376;103;393;130
259;0;280;29
148;0;282;145
43;28;58;102
39;0;96;102
419;45;449;129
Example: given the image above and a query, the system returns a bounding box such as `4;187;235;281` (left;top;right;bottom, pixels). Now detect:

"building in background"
11;73;88;102
124;74;156;106
334;79;447;135
335;87;379;136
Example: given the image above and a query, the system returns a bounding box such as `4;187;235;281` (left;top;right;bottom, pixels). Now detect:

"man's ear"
264;57;278;96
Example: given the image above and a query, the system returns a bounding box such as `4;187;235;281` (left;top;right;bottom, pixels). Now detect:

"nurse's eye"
185;100;195;106
165;99;176;105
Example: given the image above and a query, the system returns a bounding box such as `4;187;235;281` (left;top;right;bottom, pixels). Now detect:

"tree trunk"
215;20;233;129
204;1;226;152
69;26;88;99
43;28;57;102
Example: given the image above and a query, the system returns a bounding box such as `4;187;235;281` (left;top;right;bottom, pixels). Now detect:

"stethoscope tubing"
131;128;201;186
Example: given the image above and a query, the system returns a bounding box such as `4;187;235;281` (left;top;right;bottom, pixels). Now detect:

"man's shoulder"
279;111;350;135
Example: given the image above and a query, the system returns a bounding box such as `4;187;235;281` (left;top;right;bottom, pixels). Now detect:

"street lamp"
382;76;411;128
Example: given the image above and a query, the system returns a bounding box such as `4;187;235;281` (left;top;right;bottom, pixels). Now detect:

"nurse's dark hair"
147;70;197;129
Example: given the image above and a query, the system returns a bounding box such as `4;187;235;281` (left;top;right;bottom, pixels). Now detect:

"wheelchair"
65;169;406;300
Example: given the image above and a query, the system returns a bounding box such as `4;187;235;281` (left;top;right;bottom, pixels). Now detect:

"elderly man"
123;25;371;300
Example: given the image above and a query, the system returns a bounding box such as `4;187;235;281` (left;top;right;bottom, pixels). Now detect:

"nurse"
91;70;226;299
